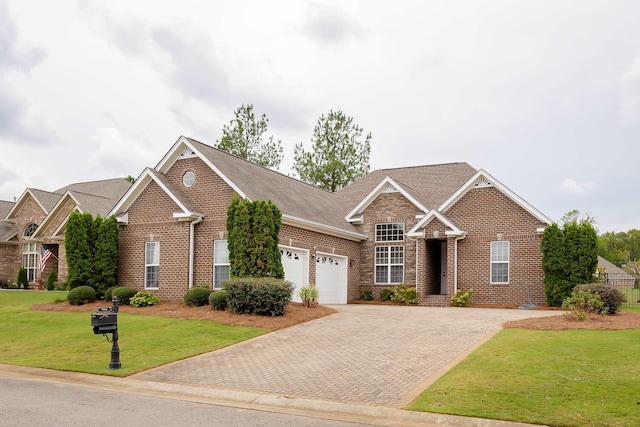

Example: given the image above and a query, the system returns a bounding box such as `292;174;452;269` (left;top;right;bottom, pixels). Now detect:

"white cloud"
561;178;597;196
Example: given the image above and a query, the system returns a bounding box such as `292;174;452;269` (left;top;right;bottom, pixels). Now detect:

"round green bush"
209;290;229;311
45;271;57;291
104;286;118;302
111;287;138;305
184;287;212;306
67;285;97;305
379;288;394;302
130;291;160;307
574;283;625;314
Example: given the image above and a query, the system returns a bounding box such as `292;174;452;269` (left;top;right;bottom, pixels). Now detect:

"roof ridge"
66;189;111;200
371;162;472;172
185;136;335;194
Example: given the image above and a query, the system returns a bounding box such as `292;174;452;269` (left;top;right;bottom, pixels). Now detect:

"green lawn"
408;328;640;427
0;291;268;376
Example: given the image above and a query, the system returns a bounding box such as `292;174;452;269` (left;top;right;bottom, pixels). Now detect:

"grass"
408;328;640;427
0;291;268;376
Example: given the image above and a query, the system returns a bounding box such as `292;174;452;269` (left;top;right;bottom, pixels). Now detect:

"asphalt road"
0;376;377;427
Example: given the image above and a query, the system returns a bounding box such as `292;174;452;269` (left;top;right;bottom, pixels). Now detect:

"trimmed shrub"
130;291;160;307
104;286;118;302
359;288;373;301
225;278;294;316
562;290;603;320
379;288;394;302
46;271;57;291
298;285;320;307
111;287;138;305
16;268;29;289
391;284;417;304
184;287;212;307
574;283;625;314
67;285;96;305
451;288;474;307
209;290;229;311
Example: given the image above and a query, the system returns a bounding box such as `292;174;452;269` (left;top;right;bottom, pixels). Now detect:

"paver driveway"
132;305;555;407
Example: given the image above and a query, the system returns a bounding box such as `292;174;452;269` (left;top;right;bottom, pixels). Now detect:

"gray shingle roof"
27;189;63;213
0;222;18;242
0;200;15;220
187;138;360;233
56;178;132;202
335;163;478;216
186;137;479;234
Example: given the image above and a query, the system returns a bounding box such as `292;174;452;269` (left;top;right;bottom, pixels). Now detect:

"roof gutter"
282;214;367;242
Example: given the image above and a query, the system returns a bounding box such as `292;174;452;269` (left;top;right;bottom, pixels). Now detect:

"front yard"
0;291;275;376
409;316;640;426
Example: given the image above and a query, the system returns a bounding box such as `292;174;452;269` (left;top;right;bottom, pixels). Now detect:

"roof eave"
282;214;367;242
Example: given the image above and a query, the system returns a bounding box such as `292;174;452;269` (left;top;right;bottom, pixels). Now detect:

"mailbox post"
90;296;121;370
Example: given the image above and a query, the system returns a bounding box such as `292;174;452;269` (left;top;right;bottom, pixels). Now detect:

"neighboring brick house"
0;179;131;287
111;135;552;306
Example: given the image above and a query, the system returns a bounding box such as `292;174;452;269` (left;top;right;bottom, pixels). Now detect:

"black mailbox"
91;312;117;334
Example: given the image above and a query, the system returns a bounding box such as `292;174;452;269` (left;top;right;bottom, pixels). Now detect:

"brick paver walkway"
132;305;556;407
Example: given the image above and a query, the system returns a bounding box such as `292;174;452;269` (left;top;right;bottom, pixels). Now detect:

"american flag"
39;246;52;272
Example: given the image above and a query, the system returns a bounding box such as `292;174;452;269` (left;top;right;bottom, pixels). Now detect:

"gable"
32;194;78;239
6;189;51;221
345;177;428;223
127;179;186;223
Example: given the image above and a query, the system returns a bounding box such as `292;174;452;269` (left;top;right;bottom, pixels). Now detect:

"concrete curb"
0;364;545;427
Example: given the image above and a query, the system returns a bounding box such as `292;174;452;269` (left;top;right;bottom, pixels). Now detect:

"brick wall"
118;156;362;301
444;186;546;305
356;192;422;299
0;244;19;283
5;195;48;288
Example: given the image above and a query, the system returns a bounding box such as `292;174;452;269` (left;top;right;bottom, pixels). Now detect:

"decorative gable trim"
155;135;248;200
6;189;49;220
344;176;428;222
438;169;553;225
108;168;203;221
32;192;81;239
408;210;465;237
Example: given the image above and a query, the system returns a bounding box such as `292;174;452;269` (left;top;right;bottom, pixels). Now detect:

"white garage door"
279;247;308;303
316;253;348;304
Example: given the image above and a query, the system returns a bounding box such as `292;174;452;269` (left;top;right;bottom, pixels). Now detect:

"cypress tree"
66;211;92;289
94;216;119;296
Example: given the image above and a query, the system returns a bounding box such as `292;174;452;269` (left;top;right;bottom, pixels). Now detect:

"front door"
440;241;447;294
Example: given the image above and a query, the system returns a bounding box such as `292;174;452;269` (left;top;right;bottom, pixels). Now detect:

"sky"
1;0;639;233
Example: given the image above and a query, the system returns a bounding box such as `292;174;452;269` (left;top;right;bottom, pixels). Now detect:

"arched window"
23;223;38;238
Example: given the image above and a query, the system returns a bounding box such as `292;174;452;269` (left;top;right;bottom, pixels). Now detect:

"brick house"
111;136;552;306
0;179;131;287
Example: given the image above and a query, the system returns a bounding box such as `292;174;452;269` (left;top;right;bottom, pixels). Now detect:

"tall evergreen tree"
65;211;92;289
226;196;283;278
94;216;119;296
293;110;371;192
542;214;598;306
216;104;284;169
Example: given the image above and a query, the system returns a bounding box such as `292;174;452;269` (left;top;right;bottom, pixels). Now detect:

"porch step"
421;294;449;307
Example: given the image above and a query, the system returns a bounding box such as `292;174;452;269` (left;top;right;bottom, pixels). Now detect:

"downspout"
188;216;203;289
453;233;467;294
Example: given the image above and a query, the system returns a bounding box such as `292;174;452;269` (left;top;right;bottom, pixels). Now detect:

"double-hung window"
145;242;160;289
22;243;37;282
374;223;404;284
375;246;404;284
490;241;509;284
213;240;230;289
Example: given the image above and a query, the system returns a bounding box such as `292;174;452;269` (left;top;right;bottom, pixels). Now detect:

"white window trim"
22;243;37;282
375;222;405;242
213;239;230;289
145;242;160;289
490;241;510;284
374;245;404;284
